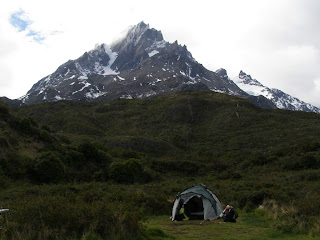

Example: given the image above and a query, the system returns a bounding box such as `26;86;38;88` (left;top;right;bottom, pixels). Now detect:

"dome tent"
171;184;223;221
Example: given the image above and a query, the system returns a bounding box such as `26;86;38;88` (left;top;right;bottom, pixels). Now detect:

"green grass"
145;210;320;240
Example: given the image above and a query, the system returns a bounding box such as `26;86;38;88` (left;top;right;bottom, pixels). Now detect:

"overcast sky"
1;0;320;107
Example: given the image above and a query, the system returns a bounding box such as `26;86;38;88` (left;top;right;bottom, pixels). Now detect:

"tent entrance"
184;196;204;220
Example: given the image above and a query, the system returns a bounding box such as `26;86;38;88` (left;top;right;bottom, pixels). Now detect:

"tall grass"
1;194;142;240
263;197;320;236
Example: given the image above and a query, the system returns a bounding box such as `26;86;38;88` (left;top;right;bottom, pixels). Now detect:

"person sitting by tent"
219;205;238;222
174;205;186;221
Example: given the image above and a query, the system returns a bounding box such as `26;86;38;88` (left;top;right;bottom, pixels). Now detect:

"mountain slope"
0;100;63;166
232;71;320;113
16;90;320;148
18;22;274;109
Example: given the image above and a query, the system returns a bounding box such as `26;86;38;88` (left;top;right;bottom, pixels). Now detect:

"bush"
109;148;142;159
283;153;319;170
64;149;86;166
41;124;52;132
0;137;9;148
18;117;38;135
34;152;65;183
19;117;32;131
39;130;53;142
0;168;9;189
78;142;112;164
300;154;319;169
217;170;242;180
0;103;9;116
109;159;144;184
265;195;320;235
149;159;202;175
0;153;35;180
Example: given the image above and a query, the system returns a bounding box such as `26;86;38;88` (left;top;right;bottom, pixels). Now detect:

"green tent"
171;184;223;220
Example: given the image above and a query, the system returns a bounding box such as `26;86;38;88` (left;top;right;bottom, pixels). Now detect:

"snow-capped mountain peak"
111;21;150;50
236;70;264;87
110;21;163;53
19;22;252;105
232;71;320;113
16;21;318;113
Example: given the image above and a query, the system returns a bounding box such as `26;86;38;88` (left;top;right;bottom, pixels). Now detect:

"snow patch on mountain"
99;44;118;75
72;81;91;95
54;95;63;101
148;40;167;49
148;50;159;57
88;44;119;76
78;76;88;80
85;88;105;99
232;70;320;113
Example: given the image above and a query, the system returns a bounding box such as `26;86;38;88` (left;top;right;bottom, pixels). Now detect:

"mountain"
12;21;318;113
232;71;320;113
17;21;274;109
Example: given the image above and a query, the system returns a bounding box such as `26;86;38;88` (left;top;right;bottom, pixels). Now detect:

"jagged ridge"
19;21;253;106
232;70;320;113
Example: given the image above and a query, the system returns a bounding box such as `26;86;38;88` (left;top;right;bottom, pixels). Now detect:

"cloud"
8;9;47;43
26;30;45;43
9;9;31;32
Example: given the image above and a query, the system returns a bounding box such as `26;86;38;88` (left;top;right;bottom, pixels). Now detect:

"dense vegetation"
0;90;320;239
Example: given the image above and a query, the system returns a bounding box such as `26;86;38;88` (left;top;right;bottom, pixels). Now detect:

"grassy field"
145;210;320;240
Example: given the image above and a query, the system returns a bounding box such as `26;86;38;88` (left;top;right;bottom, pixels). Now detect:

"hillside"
16;90;320;156
1;91;320;239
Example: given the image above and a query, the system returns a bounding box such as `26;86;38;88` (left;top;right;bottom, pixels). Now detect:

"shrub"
0;137;9;148
64;149;86;166
283;153;319;170
217;170;242;180
34;152;65;183
19;117;32;131
264;196;320;235
41;124;52;132
0;103;9;117
250;153;268;166
39;130;53;142
300;153;319;169
77;142;112;164
0;168;9;189
109;159;144;184
149;159;202;175
294;142;320;153
109;148;142;159
18;117;38;135
0;153;35;180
